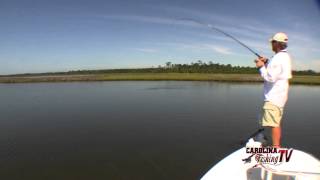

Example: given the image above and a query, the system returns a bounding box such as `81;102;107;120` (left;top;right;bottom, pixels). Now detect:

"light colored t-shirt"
259;49;292;108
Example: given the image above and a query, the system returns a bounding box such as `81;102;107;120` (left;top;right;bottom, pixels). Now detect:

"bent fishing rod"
178;18;263;59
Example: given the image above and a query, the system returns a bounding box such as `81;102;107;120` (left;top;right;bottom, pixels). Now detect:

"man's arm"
255;57;282;83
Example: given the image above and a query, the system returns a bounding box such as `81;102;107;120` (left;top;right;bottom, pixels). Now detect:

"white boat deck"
201;139;320;180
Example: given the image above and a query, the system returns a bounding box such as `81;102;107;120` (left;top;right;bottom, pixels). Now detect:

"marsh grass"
0;73;319;85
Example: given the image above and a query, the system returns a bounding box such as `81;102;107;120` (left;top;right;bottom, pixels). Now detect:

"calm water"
0;81;319;180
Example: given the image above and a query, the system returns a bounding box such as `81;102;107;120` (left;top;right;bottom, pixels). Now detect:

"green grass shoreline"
0;73;320;85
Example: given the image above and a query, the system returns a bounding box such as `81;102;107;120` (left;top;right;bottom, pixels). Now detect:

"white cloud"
293;59;320;72
206;45;232;55
100;15;200;28
134;48;158;53
99;14;274;55
170;42;234;55
100;10;319;69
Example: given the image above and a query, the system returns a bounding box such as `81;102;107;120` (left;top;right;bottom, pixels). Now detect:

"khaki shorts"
260;101;284;127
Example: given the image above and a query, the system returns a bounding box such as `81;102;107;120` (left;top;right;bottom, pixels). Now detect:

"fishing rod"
239;128;266;146
178;18;263;58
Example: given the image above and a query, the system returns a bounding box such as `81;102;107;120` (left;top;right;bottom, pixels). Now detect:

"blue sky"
0;0;319;75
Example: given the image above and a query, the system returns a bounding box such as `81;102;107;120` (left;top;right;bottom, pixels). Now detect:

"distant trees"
156;61;319;75
165;62;172;68
5;60;319;76
293;70;318;75
157;61;258;74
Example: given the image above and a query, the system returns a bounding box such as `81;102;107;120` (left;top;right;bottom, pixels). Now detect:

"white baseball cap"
270;32;288;43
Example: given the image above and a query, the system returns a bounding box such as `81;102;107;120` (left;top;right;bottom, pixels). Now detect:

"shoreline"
0;73;320;85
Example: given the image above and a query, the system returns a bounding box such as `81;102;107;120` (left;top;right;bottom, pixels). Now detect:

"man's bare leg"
271;126;281;147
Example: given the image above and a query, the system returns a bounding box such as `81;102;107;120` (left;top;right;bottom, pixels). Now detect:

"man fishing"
254;32;292;147
183;19;293;147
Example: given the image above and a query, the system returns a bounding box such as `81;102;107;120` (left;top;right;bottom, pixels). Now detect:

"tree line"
4;60;319;76
67;60;319;75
